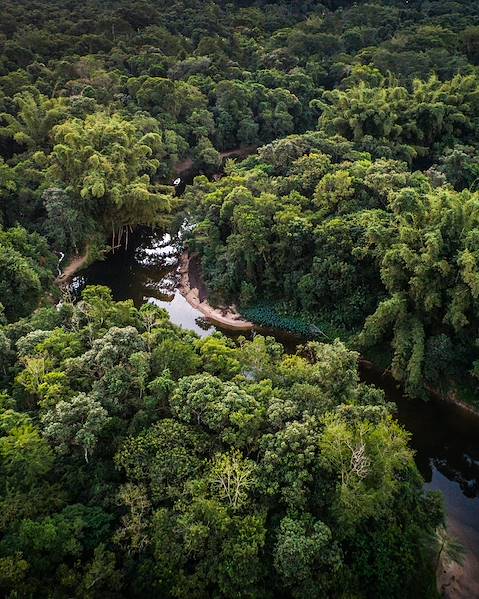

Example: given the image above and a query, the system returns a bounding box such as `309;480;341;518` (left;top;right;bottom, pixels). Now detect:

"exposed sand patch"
178;252;253;331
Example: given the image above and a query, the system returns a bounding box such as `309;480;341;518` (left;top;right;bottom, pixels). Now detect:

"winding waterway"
71;227;479;598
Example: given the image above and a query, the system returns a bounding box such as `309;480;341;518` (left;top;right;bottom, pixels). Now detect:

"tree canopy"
0;287;443;597
0;0;478;595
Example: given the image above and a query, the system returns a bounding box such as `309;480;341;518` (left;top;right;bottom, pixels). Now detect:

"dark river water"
71;227;479;597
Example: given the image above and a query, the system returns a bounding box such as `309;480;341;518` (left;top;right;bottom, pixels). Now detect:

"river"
70;227;479;598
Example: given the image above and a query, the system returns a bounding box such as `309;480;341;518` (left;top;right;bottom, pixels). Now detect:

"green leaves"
319;410;413;528
319;74;479;162
358;186;479;394
116;419;209;502
46;112;172;238
0;287;443;597
0;226;56;321
209;450;256;510
42;393;111;463
170;373;266;449
0;416;53;489
0;91;69;150
274;515;342;598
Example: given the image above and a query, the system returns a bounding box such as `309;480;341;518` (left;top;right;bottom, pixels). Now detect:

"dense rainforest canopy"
0;287;443;597
1;0;479;596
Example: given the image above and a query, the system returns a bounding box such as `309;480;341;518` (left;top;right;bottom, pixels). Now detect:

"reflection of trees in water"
433;455;479;499
71;228;183;306
413;437;479;499
361;367;479;503
409;431;479;499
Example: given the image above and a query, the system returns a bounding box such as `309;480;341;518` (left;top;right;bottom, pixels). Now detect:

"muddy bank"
178;252;253;331
438;511;479;599
56;248;90;286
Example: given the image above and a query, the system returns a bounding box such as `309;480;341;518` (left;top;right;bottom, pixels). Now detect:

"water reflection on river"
361;367;479;597
71;228;215;337
72;228;479;597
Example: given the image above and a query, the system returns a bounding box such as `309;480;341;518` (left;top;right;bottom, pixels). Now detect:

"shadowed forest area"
1;1;479;597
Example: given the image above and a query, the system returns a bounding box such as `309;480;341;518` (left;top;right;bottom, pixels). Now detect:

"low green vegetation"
242;304;318;337
241;303;349;340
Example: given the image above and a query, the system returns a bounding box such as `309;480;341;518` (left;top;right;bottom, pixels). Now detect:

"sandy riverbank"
178;252;254;331
438;513;479;599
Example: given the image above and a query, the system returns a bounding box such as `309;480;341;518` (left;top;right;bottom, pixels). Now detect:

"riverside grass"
241;302;353;341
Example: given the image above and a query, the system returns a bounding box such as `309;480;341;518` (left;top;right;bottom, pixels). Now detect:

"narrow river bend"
70;228;479;598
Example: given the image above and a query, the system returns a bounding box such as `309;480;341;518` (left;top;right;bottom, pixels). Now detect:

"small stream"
71;227;479;598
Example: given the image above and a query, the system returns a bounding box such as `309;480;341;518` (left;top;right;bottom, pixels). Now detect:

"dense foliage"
0;286;442;597
0;225;56;321
1;0;478;595
186;134;479;396
2;0;479;260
